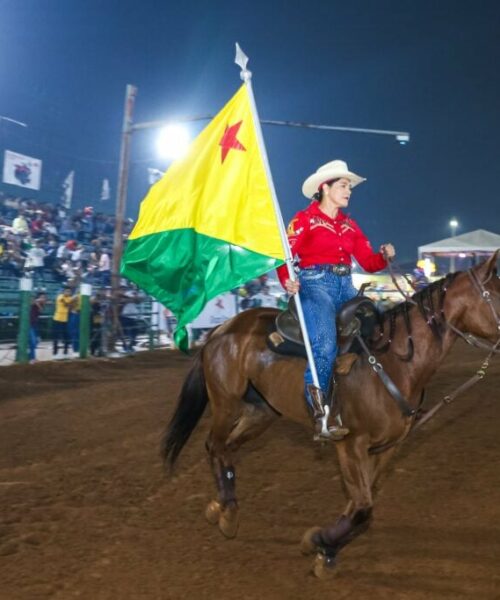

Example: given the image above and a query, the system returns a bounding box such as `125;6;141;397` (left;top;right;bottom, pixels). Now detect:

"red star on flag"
219;121;246;163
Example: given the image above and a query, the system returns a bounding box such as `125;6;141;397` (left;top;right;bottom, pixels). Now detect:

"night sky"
1;0;499;262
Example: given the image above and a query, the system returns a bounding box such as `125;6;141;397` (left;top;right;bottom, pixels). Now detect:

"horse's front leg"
301;435;376;578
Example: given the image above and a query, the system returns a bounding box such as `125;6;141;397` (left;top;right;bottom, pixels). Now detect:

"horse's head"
450;250;500;343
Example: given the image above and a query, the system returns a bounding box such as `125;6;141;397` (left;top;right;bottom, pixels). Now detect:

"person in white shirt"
12;212;29;236
98;249;111;286
24;240;46;283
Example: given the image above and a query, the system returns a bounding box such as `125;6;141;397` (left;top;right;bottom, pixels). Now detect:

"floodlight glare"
156;124;191;160
396;133;410;145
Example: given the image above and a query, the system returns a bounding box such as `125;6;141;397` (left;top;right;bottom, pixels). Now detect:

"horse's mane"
370;272;461;358
382;271;460;321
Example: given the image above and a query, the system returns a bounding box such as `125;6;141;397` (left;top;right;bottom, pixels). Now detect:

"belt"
302;264;352;276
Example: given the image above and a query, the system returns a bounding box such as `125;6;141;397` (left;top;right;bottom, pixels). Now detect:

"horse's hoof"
312;553;336;579
205;500;221;525
219;506;239;539
301;526;322;555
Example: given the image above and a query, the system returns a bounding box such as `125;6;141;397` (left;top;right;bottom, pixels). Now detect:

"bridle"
445;268;500;354
411;265;500;430
367;261;500;450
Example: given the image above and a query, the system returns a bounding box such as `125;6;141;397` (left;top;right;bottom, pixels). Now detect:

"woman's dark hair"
312;178;340;201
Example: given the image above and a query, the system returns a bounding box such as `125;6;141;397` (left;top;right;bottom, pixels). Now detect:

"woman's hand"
380;243;396;260
285;278;300;294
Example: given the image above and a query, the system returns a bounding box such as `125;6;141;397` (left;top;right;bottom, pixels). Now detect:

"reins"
383;251;418;304
412;339;500;431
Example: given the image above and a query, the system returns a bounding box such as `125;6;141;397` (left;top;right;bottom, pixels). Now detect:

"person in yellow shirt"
52;286;73;359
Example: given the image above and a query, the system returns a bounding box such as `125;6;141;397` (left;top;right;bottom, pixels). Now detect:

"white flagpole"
234;43;322;393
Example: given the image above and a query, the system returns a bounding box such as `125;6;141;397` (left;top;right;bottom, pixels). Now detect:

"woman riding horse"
278;160;396;440
163;246;500;577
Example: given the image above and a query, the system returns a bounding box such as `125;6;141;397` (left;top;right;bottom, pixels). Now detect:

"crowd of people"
0;192;153;362
26;284;148;363
0;192;134;286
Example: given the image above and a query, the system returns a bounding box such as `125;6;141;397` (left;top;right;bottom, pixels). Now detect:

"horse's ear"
476;249;499;280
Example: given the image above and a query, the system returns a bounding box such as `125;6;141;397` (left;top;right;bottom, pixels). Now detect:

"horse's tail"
161;351;209;472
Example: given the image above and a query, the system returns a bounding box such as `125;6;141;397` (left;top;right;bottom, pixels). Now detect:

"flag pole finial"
235;43;252;81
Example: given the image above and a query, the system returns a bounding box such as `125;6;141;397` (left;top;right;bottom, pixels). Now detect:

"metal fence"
0;277;170;365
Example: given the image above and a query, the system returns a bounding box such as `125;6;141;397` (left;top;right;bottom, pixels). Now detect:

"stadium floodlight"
156;124;191;160
449;219;459;236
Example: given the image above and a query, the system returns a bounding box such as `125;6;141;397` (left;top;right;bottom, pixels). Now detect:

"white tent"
418;229;500;258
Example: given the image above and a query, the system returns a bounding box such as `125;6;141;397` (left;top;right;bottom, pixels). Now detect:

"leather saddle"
268;295;380;362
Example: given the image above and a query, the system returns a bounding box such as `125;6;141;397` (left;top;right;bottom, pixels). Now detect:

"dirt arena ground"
1;343;499;600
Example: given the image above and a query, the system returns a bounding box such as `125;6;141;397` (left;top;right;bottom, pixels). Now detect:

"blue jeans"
29;326;38;361
299;269;358;398
68;312;80;352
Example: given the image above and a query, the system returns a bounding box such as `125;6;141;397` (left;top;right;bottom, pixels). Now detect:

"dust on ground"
0;343;499;599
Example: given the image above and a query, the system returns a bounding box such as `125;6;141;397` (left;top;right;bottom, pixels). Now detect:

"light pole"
449;218;459;272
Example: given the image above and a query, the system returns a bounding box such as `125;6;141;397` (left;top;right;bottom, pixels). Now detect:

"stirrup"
313;407;350;442
306;384;350;442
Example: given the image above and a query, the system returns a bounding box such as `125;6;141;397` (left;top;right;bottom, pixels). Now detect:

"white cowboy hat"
302;160;366;198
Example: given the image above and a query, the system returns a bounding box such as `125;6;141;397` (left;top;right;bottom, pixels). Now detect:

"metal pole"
112;84;137;289
111;84;137;349
261;119;410;141
79;283;92;358
16;278;33;364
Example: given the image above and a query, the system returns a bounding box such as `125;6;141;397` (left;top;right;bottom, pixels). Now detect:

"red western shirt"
277;203;387;287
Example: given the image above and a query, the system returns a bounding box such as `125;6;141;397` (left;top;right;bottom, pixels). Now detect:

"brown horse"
162;252;500;577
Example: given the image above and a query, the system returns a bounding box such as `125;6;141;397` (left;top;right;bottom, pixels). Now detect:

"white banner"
148;167;164;185
100;178;110;201
190;293;237;328
3;150;42;190
61;170;74;209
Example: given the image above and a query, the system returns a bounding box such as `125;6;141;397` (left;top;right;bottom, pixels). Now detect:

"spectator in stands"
12;211;29;236
30;210;45;238
52;286;73;359
98;248;111;286
412;264;429;291
44;237;59;271
2;240;23;277
59;216;76;240
55;259;76;283
24;239;46;284
29;292;47;363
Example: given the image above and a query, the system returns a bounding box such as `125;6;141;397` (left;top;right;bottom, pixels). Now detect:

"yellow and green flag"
121;84;286;350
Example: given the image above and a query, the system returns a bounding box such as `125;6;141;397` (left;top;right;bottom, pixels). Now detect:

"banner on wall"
190;293;237;329
2;150;42;190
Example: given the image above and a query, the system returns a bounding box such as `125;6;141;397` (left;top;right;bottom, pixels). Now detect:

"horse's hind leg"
205;407;240;538
205;396;277;538
226;402;277;452
203;368;247;539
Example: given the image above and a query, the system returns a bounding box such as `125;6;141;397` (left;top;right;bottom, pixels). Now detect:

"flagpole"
234;44;322;392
